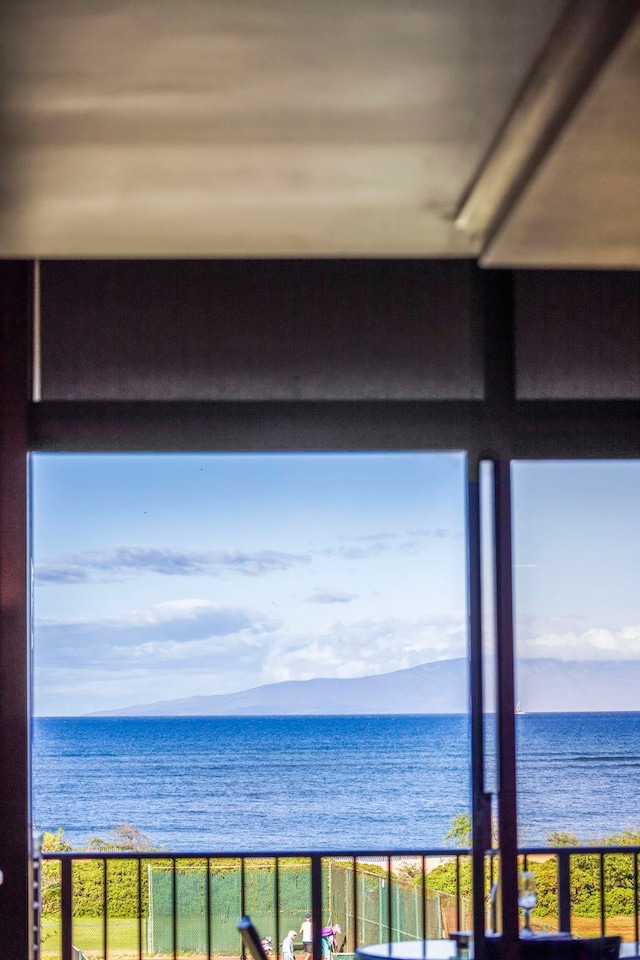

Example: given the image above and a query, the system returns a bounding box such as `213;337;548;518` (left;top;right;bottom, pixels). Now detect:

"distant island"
84;657;640;716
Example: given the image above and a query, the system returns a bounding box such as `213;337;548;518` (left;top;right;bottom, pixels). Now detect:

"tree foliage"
426;818;640;921
40;819;640;923
444;814;472;848
531;843;640;919
86;823;155;852
40;824;155;917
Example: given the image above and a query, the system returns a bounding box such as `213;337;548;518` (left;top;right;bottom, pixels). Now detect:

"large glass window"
32;452;470;852
512;461;640;844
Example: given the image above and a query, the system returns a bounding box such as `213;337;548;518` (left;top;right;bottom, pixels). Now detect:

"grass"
41;918;245;959
571;917;640;941
41;918;144;959
41;917;640;959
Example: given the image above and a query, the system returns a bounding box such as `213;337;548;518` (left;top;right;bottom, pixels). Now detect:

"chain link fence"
148;859;468;956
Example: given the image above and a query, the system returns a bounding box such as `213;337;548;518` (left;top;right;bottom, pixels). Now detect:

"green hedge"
42;824;640;923
532;850;640;919
42;858;150;918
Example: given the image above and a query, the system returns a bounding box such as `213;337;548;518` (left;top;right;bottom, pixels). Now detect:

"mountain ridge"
85;657;640;716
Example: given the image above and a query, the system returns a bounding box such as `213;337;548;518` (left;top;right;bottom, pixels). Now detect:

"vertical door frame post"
493;460;519;955
468;460;492;960
0;260;34;958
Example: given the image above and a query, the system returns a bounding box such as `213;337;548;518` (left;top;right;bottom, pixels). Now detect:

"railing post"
104;857;109;960
32;831;42;960
61;857;73;960
387;858;393;941
634;852;639;953
352;857;358;952
240;857;246;959
206;857;212;960
599;854;606;937
172;857;178;960
311;855;323;960
138;858;144;960
274;858;280;960
557;851;571;934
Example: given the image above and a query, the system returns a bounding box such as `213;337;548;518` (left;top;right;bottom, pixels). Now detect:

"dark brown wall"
34;260;640;459
515;270;640;399
40;260;485;401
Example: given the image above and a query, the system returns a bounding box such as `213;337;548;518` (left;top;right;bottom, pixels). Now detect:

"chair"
238;915;271;960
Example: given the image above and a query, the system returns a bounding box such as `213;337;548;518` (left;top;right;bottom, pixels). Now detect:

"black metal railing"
40;845;640;960
519;846;640;944
41;847;471;960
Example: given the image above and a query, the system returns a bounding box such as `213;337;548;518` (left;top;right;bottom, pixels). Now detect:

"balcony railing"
39;845;640;960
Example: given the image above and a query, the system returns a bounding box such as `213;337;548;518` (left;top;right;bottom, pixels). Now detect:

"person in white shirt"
283;930;297;960
300;913;312;960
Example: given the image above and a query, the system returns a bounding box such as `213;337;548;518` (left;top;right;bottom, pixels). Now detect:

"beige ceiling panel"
484;15;640;268
0;0;565;256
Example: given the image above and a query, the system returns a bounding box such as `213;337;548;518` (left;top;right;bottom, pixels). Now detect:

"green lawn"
41;918;144;959
41;918;243;959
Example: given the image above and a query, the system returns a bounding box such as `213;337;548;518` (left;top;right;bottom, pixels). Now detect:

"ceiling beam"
29;399;640;461
455;0;640;251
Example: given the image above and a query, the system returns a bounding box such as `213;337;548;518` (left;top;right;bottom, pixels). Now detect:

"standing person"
300;912;313;960
321;926;336;960
283;931;297;960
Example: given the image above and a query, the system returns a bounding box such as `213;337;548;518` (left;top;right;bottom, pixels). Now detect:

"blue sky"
32;455;640;715
512;461;640;661
32;453;467;714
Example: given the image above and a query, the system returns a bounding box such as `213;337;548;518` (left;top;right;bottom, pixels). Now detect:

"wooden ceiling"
0;0;638;264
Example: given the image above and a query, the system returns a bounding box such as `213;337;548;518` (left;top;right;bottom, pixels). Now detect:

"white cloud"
339;533;398;543
35;601;469;713
318;527;460;562
407;528;453;539
35;599;281;671
319;544;388;560
262;612;467;684
305;589;358;604
517;618;640;661
36;547;310;583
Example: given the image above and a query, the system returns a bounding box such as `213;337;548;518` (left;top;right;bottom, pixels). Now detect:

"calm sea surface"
32;713;640;851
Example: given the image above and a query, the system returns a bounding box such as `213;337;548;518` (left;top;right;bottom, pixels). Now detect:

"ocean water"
32;713;640;851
